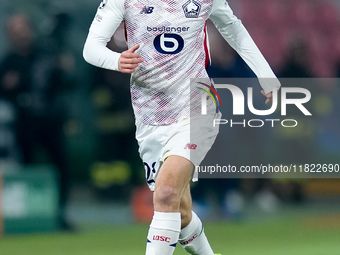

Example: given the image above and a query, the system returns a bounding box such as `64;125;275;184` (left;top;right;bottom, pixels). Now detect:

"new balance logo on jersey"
184;143;197;150
153;235;170;242
140;6;154;14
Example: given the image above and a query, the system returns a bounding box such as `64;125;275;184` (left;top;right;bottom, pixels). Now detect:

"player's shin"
178;211;214;255
146;211;181;255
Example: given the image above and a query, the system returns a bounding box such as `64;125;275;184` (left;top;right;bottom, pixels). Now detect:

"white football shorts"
136;112;221;191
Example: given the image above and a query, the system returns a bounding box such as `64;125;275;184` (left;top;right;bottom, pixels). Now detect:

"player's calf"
179;211;214;255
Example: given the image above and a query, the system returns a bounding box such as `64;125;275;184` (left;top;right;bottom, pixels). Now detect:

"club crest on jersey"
182;0;201;18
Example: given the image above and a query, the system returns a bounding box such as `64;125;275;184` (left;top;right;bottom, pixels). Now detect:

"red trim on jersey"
203;21;210;68
123;21;128;48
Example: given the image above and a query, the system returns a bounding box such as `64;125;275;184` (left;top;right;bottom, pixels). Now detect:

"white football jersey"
85;0;280;125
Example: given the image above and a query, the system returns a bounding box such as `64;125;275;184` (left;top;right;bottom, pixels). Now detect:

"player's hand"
261;90;273;104
118;44;143;73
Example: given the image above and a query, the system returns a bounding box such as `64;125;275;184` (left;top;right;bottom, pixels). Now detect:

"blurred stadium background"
0;0;339;254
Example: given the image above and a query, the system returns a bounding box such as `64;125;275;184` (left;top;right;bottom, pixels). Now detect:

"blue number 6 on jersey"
154;33;184;54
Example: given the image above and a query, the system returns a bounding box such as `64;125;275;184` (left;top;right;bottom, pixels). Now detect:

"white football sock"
146;211;181;255
179;211;214;255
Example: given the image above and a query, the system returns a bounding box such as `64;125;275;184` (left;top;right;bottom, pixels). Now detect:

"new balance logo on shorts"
140;6;154;14
153;235;170;242
184;143;197;149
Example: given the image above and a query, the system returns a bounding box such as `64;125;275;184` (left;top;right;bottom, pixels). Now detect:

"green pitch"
1;216;339;255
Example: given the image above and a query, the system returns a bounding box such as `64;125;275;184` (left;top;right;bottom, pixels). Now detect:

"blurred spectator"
192;22;275;219
0;14;72;230
275;34;313;204
206;21;255;78
0;99;20;165
88;24;143;200
279;34;312;78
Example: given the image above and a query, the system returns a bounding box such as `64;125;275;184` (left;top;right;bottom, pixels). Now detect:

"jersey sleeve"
209;0;280;93
83;0;125;71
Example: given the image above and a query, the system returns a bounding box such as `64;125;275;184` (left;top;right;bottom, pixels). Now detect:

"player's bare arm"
118;44;143;73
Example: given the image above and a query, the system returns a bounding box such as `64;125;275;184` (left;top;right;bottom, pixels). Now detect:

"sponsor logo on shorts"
184;143;197;150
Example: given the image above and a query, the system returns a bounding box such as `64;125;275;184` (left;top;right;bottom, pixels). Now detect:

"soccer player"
83;0;280;254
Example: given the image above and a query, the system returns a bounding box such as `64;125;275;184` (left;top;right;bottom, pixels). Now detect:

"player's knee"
154;185;180;209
